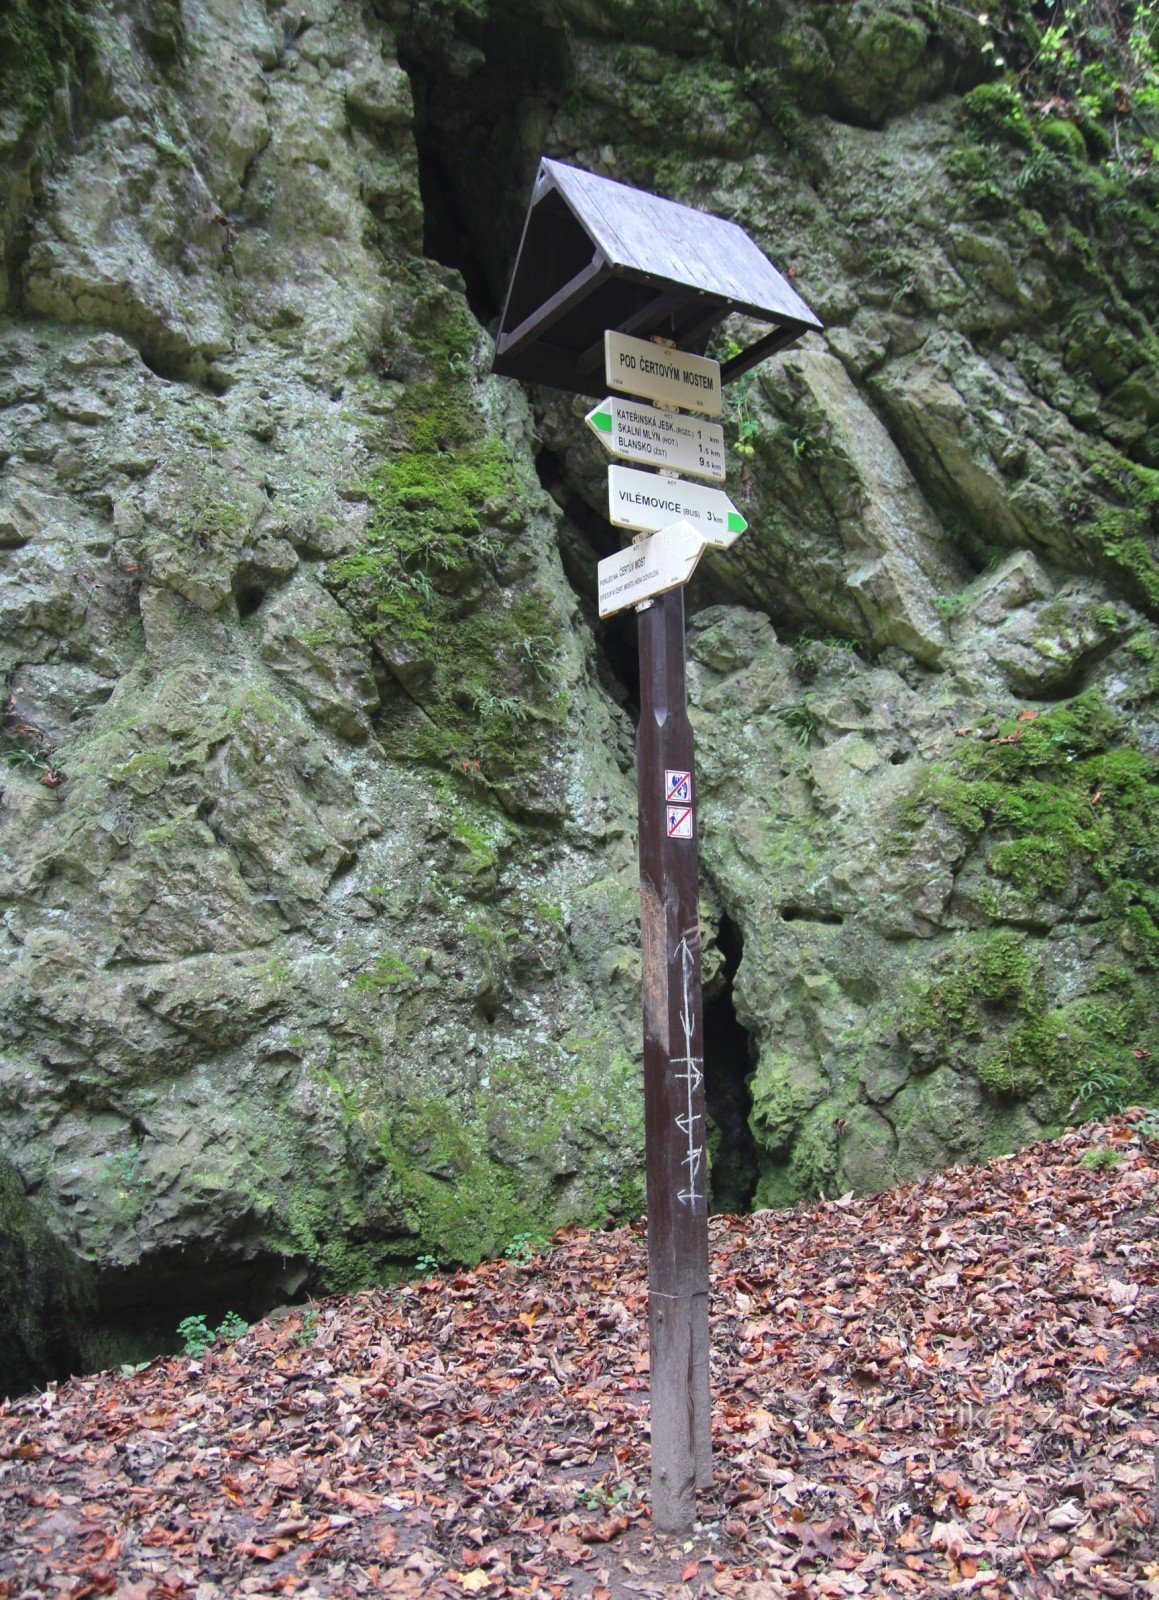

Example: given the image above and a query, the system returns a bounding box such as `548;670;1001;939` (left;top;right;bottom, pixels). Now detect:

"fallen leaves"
0;1114;1155;1598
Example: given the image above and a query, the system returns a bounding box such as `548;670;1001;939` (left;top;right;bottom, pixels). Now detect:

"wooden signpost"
603;343;725;1533
491;156;822;1539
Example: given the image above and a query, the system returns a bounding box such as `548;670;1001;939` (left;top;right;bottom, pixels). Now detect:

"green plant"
934;592;966;620
415;1252;440;1275
578;1480;631;1512
1076;1062;1128;1113
176;1310;248;1356
789;425;821;462
216;1310;249;1342
725;371;760;458
177;1315;214;1356
781;700;817;746
504;1232;537;1267
1137;1110;1159;1140
971;1;1159;164
1079;1144;1123;1168
294;1308;320;1346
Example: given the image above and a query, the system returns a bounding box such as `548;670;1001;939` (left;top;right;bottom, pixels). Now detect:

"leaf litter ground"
1;1115;1156;1599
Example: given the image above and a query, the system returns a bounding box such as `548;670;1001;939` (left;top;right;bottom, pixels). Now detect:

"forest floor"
1;1115;1156;1599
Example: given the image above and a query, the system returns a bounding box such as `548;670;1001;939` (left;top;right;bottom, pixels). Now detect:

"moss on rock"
0;0;92;137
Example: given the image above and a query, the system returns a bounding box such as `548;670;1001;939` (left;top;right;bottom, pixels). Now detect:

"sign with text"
585;397;726;482
605;331;722;417
607;463;747;548
597;520;706;619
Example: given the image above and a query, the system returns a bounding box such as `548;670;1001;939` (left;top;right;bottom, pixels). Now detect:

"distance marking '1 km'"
667;805;694;840
608;463;747;549
605;331;722;417
665;769;691;804
585;397;726;482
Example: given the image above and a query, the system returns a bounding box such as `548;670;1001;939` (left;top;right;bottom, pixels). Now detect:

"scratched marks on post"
673;926;705;1209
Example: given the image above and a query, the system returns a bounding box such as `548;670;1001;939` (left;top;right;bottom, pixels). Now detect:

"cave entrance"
397;10;572;328
703;913;759;1213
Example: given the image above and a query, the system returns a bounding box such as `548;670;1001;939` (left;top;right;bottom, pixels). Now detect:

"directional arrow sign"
605;331;722;417
597;520;707;619
585;397;726;483
607;463;747;549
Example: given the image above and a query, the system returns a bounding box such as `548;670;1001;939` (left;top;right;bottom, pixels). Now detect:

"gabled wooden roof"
492;159;823;398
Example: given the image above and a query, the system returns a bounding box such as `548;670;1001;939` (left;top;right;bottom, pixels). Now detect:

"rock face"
1;0;1157;1388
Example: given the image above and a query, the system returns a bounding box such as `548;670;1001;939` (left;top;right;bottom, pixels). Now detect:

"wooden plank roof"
543;160;820;329
492;159;823;397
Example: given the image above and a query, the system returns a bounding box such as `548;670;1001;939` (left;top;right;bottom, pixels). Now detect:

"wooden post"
636;584;711;1534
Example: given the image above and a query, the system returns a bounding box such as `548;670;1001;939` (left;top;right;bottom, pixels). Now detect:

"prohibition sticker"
665;769;691;804
666;805;694;840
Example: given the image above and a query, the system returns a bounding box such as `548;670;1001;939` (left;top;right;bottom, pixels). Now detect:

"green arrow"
727;511;747;534
591;408;613;433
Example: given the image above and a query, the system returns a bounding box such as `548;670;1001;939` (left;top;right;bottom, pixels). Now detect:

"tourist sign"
605;331;722;416
607;463;746;548
597;521;706;619
585;397;726;482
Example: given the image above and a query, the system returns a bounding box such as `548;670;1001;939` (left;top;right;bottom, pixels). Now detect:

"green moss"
377;1097;537;1264
901;924;1158;1112
752;1103;842;1210
1038;115;1087;161
405;267;482;366
977;1014;1063;1097
446;805;504;885
0;0;92;137
962;80;1036;148
902;929;1040;1044
748;1047;829;1155
901;693;1159;962
327;418;563;791
270;1190;395;1291
353;951;418;992
1079;449;1159;611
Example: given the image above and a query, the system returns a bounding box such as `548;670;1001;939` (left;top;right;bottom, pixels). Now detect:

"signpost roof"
492;159;823;398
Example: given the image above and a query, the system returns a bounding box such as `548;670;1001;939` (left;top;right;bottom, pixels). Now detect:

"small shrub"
177;1315;214;1357
176;1310;248;1357
505;1232;537;1267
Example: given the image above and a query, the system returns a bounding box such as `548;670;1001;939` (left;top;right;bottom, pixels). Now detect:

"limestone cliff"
1;0;1156;1387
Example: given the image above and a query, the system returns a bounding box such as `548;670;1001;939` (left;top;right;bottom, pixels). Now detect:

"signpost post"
636;577;713;1532
601;342;723;1533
